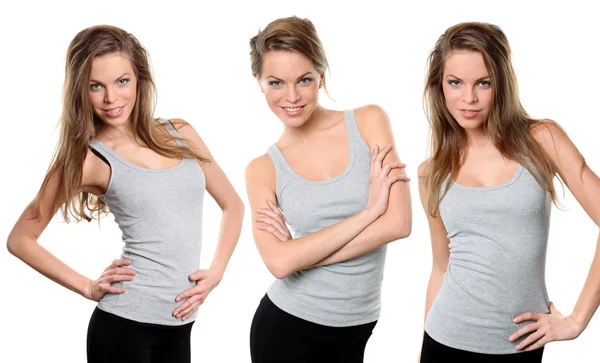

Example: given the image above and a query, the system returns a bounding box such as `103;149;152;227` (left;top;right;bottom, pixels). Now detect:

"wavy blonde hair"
423;22;560;217
33;25;209;222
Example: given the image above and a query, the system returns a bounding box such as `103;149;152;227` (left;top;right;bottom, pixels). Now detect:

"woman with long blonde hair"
418;22;600;362
6;25;244;363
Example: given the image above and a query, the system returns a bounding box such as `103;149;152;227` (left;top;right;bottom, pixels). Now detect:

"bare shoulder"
354;104;390;130
245;154;276;186
353;104;393;148
529;119;578;163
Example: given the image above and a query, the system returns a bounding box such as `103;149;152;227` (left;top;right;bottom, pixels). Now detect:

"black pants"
420;331;544;363
250;294;377;363
87;307;194;363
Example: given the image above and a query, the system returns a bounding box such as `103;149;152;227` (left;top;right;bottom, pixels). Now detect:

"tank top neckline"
451;163;524;191
270;110;357;186
90;139;187;173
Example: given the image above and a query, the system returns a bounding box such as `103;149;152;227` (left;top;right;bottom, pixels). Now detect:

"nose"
104;86;118;104
284;85;301;103
463;87;478;104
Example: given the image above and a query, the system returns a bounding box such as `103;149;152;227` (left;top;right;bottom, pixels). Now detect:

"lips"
103;106;125;117
460;109;481;118
281;105;305;116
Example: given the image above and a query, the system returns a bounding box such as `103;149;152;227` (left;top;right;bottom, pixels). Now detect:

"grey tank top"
266;109;387;327
425;163;551;353
89;119;205;326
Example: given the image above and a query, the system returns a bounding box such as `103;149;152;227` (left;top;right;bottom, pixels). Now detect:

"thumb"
189;269;209;281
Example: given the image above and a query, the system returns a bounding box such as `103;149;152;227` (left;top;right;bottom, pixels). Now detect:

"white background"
1;0;599;362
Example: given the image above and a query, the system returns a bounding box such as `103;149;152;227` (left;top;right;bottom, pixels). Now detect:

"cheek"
89;92;103;109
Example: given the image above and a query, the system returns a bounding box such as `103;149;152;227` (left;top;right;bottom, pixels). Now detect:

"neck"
281;105;341;143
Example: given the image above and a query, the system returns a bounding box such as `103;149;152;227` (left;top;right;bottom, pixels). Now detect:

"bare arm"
6;149;133;301
246;143;403;279
511;122;600;350
311;104;412;267
417;161;451;323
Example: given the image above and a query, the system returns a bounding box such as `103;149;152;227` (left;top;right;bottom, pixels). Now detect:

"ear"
319;73;325;89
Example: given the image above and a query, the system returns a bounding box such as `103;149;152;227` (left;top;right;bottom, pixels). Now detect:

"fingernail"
516;344;521;350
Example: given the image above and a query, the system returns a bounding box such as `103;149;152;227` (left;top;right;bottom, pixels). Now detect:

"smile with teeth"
105;106;124;116
283;106;303;111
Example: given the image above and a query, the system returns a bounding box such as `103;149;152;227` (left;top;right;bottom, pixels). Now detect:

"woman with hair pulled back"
246;16;412;362
418;22;600;362
6;25;244;362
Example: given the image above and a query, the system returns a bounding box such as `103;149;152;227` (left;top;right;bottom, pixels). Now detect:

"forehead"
261;50;317;78
443;50;489;79
89;52;134;79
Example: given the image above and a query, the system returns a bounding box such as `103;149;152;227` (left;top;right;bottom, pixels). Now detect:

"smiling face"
442;50;493;131
88;52;137;127
257;50;323;127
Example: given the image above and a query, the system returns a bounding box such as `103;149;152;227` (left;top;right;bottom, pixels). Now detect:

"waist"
426;272;549;354
267;247;386;327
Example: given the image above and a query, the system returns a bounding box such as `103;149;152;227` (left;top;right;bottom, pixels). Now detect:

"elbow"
7;235;21;257
391;215;412;240
264;258;293;280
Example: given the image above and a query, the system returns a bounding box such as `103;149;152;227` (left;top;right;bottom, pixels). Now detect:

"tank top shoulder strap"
266;144;297;200
344;109;370;153
157;118;187;146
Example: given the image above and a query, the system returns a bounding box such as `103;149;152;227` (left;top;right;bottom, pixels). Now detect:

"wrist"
569;312;587;334
79;277;93;300
361;207;381;222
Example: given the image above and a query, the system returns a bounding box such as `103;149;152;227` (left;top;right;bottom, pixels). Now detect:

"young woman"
245;16;412;362
6;25;244;363
418;22;600;362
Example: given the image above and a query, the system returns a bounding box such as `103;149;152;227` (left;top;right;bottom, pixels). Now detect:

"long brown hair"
422;22;560;217
249;16;331;96
33;25;209;222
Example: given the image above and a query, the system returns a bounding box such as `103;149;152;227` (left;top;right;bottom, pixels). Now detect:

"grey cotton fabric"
266;109;387;327
425;163;551;354
89;119;205;326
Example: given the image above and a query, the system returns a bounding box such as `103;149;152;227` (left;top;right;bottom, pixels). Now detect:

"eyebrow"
446;74;490;82
265;72;313;81
89;73;131;84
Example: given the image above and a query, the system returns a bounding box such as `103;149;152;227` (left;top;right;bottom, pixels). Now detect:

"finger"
509;322;541;342
256;208;282;220
370;145;379;176
101;285;126;294
180;298;205;320
387;173;411;185
111;258;133;268
257;223;289;241
107;267;137;276
524;335;550;352
189;269;209;281
375;144;393;167
513;312;539;324
173;296;195;317
266;201;287;225
103;274;135;285
255;216;288;237
515;329;545;351
379;162;407;178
